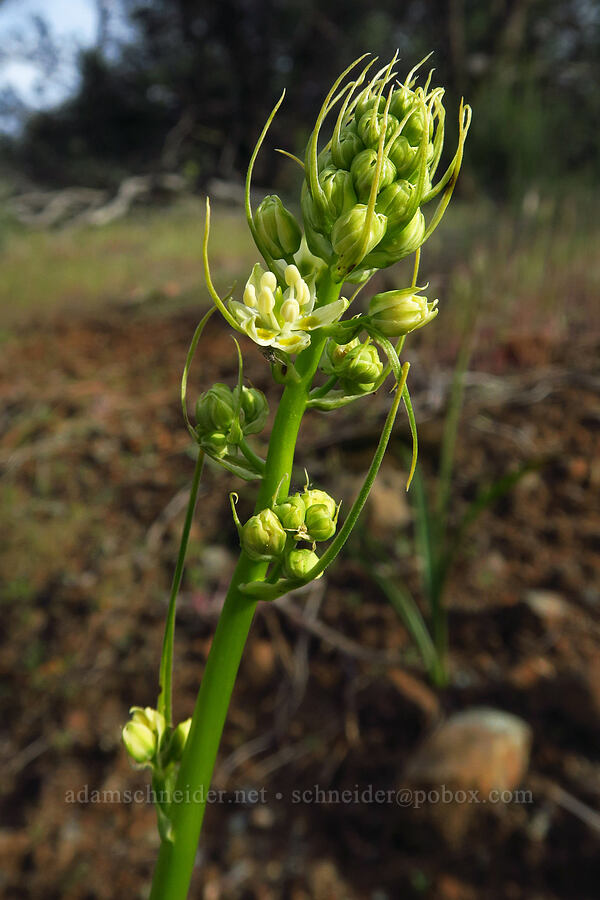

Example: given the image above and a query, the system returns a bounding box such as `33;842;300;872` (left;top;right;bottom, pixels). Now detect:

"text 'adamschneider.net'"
66;784;533;809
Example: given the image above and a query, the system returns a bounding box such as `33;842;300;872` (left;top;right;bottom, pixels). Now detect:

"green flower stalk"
132;52;471;900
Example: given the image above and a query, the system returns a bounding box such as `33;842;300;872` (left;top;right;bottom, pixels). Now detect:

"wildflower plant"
122;53;471;898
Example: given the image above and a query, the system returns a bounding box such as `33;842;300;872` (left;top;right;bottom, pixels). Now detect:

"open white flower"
229;264;347;354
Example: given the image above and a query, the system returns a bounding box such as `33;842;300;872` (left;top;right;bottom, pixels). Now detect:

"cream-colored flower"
229;263;347;354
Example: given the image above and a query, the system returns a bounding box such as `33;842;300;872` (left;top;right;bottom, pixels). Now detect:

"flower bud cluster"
322;337;383;393
279;488;339;545
122;706;192;771
195;382;268;459
238;487;339;581
300;55;470;283
209;55;469;357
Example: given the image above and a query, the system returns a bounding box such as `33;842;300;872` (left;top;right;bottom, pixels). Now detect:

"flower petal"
229;300;258;329
243;319;282;347
246;263;266;294
297;297;348;330
271;331;311;353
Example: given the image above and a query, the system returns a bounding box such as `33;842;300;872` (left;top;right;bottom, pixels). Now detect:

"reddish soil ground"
0;306;598;899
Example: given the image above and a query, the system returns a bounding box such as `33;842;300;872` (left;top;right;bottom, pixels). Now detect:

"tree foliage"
3;0;599;196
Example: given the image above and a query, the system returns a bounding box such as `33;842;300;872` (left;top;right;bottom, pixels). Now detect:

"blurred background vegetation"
0;0;597;324
1;0;599;198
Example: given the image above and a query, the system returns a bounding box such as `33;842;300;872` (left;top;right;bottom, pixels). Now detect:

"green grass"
0;196;257;328
1;191;599;336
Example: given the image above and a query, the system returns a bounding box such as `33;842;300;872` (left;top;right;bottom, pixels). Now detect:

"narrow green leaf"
181;307;217;441
440;461;541;581
401;382;418;490
370;568;442;683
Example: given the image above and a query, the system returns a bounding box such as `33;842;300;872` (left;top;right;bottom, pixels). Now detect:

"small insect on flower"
228;263;348;354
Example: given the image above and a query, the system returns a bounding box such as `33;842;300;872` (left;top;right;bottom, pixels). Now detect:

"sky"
0;0;97;108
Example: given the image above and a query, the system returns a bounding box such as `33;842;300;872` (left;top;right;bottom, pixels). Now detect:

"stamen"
260;271;277;292
296;280;311;307
258;287;275;317
284;264;301;286
244;284;257;308
281;298;300;323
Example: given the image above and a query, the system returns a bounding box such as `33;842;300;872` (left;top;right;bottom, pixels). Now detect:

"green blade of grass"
370;568;444;685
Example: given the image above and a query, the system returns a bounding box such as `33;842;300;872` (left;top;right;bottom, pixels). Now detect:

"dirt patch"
0;306;599;899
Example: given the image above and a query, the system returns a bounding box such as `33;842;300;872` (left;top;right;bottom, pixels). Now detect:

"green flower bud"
403;107;434;147
317;146;333;172
255;195;302;260
195;383;235;434
298;56;470;282
368;287;438;337
342;379;376;395
375;181;415;233
330;204;387;281
323;338;383;385
342;343;383;384
305;503;337;542
331;129;365;169
322;335;359;371
319;166;358;221
388;87;434;145
284;547;320;580
200;430;229;459
351;149;396;203
241;508;287;561
357;111;399;150
300;489;337;518
195;383;268;454
166;718;192;763
362;210;425;269
273;493;306;531
130;706;166;737
388;85;415;122
123;720;157;764
387;135;419;178
355;91;385;121
237;385;268;435
122;706;165;766
300;183;334;262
